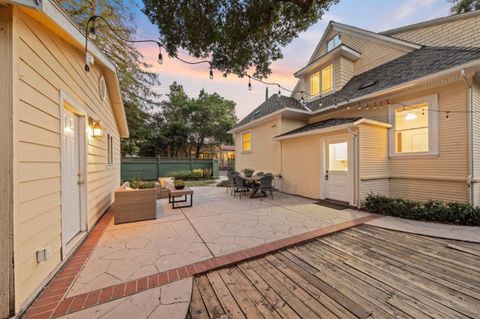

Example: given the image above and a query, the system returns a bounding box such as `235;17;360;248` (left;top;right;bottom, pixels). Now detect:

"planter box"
114;182;156;224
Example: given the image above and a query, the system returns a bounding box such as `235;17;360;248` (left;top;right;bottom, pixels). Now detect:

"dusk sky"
131;0;451;120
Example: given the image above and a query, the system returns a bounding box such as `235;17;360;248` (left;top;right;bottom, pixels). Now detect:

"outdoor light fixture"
209;66;214;79
88;117;103;137
89;23;97;40
404;112;417;121
278;85;281;95
158;51;163;65
248;76;252;91
300;91;305;104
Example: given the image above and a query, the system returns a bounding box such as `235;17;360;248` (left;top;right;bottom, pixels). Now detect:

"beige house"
0;0;128;317
231;11;480;208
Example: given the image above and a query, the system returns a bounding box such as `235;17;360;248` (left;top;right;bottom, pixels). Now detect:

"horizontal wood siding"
281;135;321;199
13;8;121;309
341;33;409;75
389;14;480;47
358;124;390;201
235;118;281;174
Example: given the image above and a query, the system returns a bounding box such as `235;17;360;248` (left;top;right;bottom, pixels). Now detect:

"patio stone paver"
57;278;192;319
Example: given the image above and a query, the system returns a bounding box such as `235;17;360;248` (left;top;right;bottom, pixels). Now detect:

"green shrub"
174;179;186;188
363;194;480;226
192;169;204;179
166;171;192;180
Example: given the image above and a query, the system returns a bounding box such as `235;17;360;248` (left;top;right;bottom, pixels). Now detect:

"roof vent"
358;79;378;90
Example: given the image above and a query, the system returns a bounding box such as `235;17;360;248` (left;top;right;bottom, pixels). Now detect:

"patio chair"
251;175;274;199
255;171;264;177
226;171;236;195
233;175;250;199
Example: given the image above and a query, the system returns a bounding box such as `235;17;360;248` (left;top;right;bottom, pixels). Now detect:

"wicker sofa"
114;182;156;224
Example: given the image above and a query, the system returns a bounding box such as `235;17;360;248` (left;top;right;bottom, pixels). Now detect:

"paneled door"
325;139;350;202
62;108;81;244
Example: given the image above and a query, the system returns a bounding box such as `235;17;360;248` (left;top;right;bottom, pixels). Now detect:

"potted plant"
243;168;254;177
174;179;186;190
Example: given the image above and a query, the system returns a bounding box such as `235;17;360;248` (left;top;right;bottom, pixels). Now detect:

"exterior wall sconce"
88;117;103;137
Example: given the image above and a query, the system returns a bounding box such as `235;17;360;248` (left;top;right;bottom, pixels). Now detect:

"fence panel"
121;157;219;181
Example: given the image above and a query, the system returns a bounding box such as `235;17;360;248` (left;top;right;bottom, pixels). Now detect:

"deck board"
188;225;480;319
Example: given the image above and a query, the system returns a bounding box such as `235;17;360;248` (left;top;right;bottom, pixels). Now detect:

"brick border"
22;211;114;319
24;213;381;318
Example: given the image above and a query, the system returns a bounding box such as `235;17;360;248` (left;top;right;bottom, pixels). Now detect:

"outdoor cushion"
159;177;174;188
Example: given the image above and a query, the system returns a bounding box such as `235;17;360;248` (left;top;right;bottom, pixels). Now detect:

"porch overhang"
273;118;391;141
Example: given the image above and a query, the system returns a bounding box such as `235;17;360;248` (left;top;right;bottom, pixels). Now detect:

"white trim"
241;130;252;153
295;45;360;77
319;133;355;205
273;118;391;141
388;94;439;157
228;108;311;134
59;91;88;260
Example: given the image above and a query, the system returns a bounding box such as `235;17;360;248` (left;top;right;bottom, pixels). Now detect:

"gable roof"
306;21;421;65
274;117;391;140
382;10;480;36
306;46;480;112
232;94;306;129
9;0;129;137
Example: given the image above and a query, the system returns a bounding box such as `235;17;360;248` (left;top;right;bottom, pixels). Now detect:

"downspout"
348;128;360;207
461;69;473;204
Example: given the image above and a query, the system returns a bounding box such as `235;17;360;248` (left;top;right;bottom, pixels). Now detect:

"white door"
325;140;350;202
62;108;81;244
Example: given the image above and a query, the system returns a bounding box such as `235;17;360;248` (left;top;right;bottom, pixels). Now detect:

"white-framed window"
326;34;341;52
241;130;251;153
309;64;333;97
106;133;114;166
388;94;438;157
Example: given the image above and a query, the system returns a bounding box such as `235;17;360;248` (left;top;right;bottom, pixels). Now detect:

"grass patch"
184;179;216;187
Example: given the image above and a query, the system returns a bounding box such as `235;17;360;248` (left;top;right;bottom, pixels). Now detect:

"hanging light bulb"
347;106;351;110
300;91;305;104
358;104;361;110
422;108;425;116
248;76;252;91
373;102;377;110
446;111;450;119
158;51;163;65
89;24;97;40
209;66;214;79
278;85;281;96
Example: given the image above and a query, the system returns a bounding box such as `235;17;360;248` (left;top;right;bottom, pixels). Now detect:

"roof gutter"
462;69;474;204
228;107;311;134
309;58;480;116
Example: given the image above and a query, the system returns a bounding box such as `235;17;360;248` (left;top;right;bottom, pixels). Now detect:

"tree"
142;0;338;78
449;0;480;13
189;90;237;158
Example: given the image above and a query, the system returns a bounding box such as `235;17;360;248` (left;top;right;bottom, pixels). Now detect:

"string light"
300;91;305;104
248;76;252;91
209;66;214;80
158;49;163;65
278;85;281;96
446;111;450;119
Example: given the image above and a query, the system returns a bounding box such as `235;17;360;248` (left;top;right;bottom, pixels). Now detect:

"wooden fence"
121;157;219;181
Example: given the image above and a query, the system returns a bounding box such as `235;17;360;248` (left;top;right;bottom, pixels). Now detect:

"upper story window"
326;34;341;52
242;131;251;153
388;95;438;157
309;64;333;97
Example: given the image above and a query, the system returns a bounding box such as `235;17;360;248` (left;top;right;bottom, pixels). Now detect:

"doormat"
315;199;350;210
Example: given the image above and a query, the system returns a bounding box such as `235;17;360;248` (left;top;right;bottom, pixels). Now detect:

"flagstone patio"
25;186;375;319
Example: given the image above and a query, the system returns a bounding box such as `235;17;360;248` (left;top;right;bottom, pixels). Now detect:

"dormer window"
309;64;333;97
326;34;341;52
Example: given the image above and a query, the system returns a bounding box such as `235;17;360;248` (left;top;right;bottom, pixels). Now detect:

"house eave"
294;45;361;77
228;108;311;134
273;118;391;141
9;0;129;138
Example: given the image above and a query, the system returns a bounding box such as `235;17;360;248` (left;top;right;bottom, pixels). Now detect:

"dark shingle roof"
275;117;362;138
307;46;480;111
234;94;304;128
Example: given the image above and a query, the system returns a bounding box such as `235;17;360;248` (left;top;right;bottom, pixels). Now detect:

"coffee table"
168;187;193;209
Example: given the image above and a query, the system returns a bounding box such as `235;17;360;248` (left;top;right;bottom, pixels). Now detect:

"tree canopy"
449;0;480;13
126;83;237;158
142;0;338;78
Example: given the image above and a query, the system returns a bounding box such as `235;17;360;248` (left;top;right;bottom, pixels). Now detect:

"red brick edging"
24;212;381;319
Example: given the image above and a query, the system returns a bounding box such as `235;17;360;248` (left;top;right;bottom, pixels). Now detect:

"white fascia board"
228;108;311;134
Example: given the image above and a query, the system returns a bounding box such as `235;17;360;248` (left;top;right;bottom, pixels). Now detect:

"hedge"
363;194;480;226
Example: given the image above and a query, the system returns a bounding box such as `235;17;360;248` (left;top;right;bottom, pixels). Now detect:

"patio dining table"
241;175;265;198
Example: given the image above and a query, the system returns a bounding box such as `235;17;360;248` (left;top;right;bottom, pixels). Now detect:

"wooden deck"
187;225;480;319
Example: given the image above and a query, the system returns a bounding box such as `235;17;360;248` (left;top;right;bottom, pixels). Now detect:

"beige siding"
472;81;480;206
341;33;409;75
12;8;121;309
281;135;321;198
336;56;354;91
280;118;307;134
235;118;281;174
358;124;390;201
388;14;480;47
